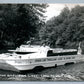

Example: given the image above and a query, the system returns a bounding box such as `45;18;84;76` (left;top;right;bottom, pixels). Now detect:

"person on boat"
27;41;31;45
77;42;82;55
42;43;46;47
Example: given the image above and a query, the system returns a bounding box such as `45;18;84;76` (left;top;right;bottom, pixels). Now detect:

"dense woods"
39;5;84;50
0;4;84;50
0;4;48;49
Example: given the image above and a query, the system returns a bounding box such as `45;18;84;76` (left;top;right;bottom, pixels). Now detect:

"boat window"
15;52;35;54
47;50;77;57
47;50;56;56
19;56;21;58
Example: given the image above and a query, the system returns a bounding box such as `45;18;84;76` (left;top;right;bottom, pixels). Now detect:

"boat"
0;42;84;72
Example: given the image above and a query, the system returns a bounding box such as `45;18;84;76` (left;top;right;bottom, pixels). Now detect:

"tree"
39;7;70;47
39;5;84;48
0;4;48;48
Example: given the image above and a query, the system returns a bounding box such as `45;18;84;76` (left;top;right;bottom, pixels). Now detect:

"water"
0;62;84;81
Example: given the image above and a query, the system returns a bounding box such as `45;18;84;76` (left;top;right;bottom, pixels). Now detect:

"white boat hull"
0;59;19;72
0;55;83;72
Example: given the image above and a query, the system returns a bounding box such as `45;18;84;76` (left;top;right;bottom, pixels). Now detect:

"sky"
44;4;84;21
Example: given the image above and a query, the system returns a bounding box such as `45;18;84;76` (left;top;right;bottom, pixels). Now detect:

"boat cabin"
12;42;82;59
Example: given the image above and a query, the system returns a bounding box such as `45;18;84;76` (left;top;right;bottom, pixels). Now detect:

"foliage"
39;5;84;48
0;4;48;48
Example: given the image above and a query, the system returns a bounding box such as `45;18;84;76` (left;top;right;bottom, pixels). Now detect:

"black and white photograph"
0;3;84;81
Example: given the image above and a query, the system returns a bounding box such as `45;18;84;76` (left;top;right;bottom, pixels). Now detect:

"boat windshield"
15;52;35;54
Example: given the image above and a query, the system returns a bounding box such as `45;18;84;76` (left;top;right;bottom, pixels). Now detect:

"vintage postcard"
0;1;84;84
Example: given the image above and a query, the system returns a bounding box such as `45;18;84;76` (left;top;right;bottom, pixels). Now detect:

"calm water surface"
0;62;84;81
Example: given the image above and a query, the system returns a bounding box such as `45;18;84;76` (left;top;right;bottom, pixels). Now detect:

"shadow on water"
64;62;74;66
0;69;18;74
20;67;46;74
